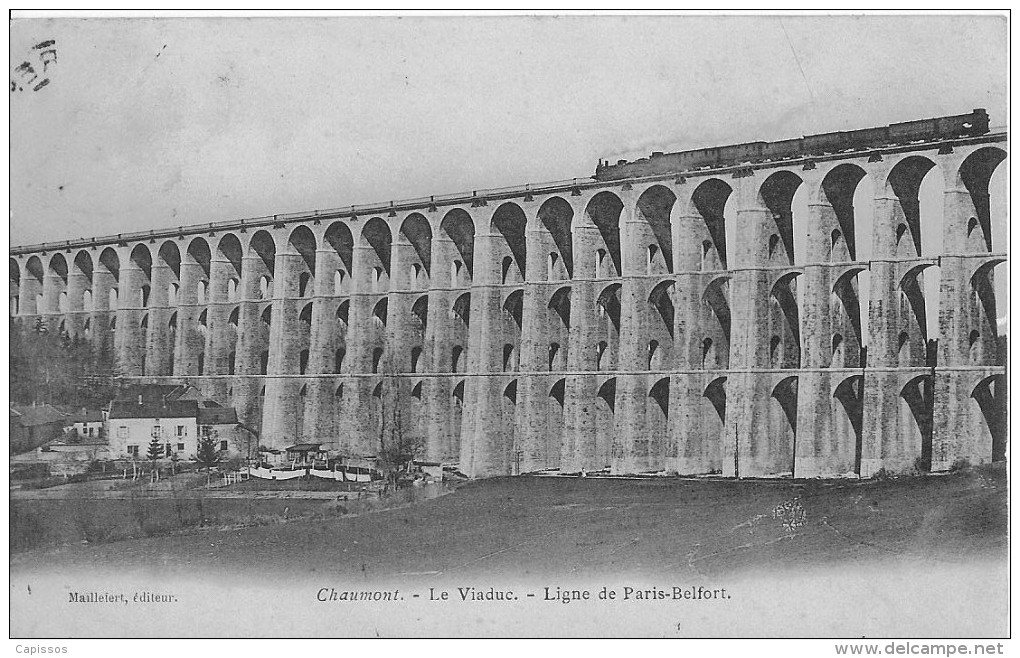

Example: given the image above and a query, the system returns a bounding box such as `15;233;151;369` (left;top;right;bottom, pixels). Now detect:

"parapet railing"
10;130;1007;257
9;176;597;256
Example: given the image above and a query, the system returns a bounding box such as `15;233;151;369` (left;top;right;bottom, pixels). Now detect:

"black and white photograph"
7;10;1010;645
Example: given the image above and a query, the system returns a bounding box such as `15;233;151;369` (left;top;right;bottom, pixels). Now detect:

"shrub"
949;457;972;473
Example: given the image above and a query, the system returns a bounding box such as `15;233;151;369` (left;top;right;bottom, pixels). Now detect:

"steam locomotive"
593;109;990;181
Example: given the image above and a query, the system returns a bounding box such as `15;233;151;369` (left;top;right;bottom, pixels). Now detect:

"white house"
106;385;245;461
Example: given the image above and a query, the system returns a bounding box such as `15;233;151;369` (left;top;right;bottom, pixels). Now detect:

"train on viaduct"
9;110;1007;479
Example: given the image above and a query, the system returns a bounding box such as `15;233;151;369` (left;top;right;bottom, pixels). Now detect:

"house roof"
53;406;104;423
197;406;237;425
10;404;68;427
114;384;189;404
109;398;198;420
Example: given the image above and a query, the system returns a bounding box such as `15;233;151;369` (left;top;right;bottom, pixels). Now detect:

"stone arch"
548;286;571;330
158;242;182;307
883;156;939;258
770;271;802;368
970;259;1006;334
491;202;527;283
502;289;524;330
537;196;574;280
372;298;388;327
817;163;868;261
972;374;1007;463
288;226;317;297
830;266;867;361
585;191;623;278
770;375;799;474
217;234;244;280
186;237;212;280
441;208;475;283
596;283;622;334
648;279;675;341
248;230;277;284
759;170;804;265
900;374;934;470
635;185;677;274
98;248;119;282
336;300;350;326
833;374;864;472
704;376;727;423
453;292;471;327
701;276;731;368
411;295;429;334
957;147;1008;253
48;253;68;282
689;178;732;269
361;218;392;292
324;222;355;294
25;256;44;292
400;213;433;285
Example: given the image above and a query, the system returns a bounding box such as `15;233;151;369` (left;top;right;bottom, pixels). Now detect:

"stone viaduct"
10;125;1007;478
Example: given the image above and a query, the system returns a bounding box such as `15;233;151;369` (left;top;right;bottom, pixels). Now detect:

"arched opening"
648;280;675;340
770;272;802;368
453;293;471;327
769;376;798;476
586;192;623;278
701;277;731;369
648;378;671;466
372;298;388;327
492;203;527;284
323;222;355;295
548;286;571;329
972;375;1007;463
537;197;574;280
248;231;276;300
596;283;622;372
400;213;432;289
289;226;317;298
410;295;429;335
690;179;732;269
372;348;384;374
900;375;934;471
833;375;864;473
335;348;346;373
129;244;152;310
594;378;616;469
635;185;676;274
958;147;1007;254
884;156;939;259
818;163;869;262
441;209;475;286
502;344;516;372
217;234;243;299
759;170;804;265
545;378;566;470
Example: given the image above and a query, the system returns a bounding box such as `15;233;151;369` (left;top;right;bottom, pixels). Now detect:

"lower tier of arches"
123;366;1005;479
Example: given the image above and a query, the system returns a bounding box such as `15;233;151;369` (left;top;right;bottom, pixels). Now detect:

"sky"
9;14;1008;248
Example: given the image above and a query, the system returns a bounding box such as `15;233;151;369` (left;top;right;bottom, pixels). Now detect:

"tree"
146;435;164;463
195;434;220;470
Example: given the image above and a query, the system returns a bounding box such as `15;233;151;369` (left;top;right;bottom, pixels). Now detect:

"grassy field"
11;465;1006;579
